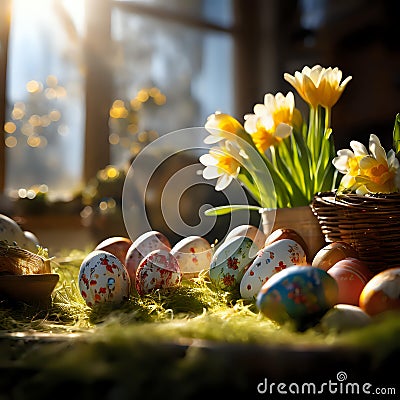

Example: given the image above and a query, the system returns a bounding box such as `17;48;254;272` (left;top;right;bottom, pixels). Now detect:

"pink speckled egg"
125;231;171;286
78;250;130;307
170;236;213;279
135;249;181;296
95;236;132;265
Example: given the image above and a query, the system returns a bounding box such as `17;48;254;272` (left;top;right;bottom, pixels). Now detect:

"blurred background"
0;0;399;252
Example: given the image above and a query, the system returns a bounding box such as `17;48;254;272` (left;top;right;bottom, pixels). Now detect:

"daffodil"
332;139;369;190
284;65;352;109
243;92;300;153
199;141;243;191
355;134;400;194
204;112;246;144
334;134;400;194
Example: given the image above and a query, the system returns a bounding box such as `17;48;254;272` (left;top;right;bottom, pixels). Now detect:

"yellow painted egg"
359;267;400;316
170;236;213;279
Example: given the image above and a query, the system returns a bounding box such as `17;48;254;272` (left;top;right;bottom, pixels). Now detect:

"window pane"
109;8;234;166
5;0;85;200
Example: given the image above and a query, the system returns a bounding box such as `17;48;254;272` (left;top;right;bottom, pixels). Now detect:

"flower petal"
199;153;218;166
215;174;233;191
202;165;222;179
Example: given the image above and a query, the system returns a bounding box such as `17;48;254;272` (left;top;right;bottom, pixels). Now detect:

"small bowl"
0;273;59;304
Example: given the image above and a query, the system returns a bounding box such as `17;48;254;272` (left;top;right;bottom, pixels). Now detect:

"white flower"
199;141;243;191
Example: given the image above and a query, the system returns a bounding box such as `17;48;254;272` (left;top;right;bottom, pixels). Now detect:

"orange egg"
312;241;358;271
95;236;133;265
327;257;373;306
359;267;400;316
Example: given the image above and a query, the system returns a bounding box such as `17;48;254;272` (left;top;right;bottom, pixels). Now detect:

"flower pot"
260;205;326;261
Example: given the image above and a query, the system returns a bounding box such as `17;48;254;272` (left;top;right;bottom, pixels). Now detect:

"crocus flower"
204;112;245;144
284;65;352;109
243;92;300;153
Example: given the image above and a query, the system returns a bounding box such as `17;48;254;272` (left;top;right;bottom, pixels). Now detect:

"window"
1;0;236;202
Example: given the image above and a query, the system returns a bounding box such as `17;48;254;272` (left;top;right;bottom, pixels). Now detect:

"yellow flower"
332;139;369;190
243;92;300;153
204;112;245;144
284;65;352;109
199;141;242;191
355;135;400;194
333;134;400;194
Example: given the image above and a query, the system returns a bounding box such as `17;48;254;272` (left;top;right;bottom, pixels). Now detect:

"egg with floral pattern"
209;236;257;292
125;231;171;286
256;265;338;330
95;236;133;265
79;250;130;307
170;236;213;279
240;239;308;300
135;249;182;296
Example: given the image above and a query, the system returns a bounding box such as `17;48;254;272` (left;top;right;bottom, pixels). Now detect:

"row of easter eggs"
77;224;400;331
78;231;214;307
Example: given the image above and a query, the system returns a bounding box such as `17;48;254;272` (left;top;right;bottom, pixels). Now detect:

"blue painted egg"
256;265;338;329
209;236;257;292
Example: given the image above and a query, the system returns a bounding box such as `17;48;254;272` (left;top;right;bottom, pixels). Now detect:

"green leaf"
393;113;400;156
204;205;263;216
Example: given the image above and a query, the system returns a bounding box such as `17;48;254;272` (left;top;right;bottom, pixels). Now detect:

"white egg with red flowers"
79;250;130;307
170;235;213;279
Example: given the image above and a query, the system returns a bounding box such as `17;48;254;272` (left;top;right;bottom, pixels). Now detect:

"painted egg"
359;267;400;316
125;231;171;285
327;257;373;306
170;236;213;279
0;213;36;251
135;249;181;296
78;250;130;307
265;228;310;263
319;304;371;333
256;265;338;329
209;236;257;292
224;224;267;250
240;239;308;300
312;241;358;271
95;236;132;265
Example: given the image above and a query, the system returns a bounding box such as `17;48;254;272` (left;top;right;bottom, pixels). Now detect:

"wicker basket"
311;191;400;275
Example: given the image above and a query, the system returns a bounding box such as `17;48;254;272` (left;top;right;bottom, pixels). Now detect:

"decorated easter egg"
312;241;358;271
224;224;267;250
0;213;37;252
170;236;213;279
240;239;308;299
125;231;171;285
95;236;132;265
78;250;130;307
327;257;373;306
256;265;338;329
359;267;400;316
209;236;257;292
319;304;371;333
265;228;310;263
135;249;181;296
